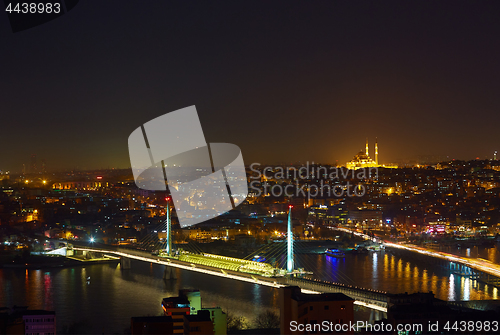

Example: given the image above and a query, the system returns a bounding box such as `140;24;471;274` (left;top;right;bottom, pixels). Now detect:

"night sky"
2;1;500;172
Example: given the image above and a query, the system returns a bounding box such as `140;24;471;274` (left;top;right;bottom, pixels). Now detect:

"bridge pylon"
120;257;131;269
163;265;177;280
166;197;172;256
287;205;294;273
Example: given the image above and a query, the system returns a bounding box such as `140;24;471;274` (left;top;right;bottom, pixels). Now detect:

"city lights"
3;2;500;333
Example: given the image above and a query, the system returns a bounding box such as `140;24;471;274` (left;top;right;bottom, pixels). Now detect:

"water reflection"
448;274;455;301
297;251;496;302
383;253;389;274
488;247;497;262
1;250;498;333
421;269;428;292
447;245;500;263
463;277;470;300
1;262;278;334
44;272;52;310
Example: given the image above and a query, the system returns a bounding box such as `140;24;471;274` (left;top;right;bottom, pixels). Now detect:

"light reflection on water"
0;262;278;333
0;247;499;333
448;274;455;301
296;251;498;302
463;277;471;300
443;244;500;263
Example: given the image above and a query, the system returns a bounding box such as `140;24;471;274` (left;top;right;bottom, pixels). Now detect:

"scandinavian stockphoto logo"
128;106;248;228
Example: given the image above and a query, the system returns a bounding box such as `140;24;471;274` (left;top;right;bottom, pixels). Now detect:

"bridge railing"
284;277;388;304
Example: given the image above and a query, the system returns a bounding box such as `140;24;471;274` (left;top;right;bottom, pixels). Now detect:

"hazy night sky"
2;1;500;172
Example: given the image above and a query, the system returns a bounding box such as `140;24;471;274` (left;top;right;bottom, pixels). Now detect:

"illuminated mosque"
345;138;397;170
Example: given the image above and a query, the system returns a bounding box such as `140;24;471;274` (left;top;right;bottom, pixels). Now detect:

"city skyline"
4;138;500;174
2;1;500;171
4;2;500;334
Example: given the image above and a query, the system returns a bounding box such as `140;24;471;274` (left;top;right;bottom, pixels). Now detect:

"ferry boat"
325;249;345;258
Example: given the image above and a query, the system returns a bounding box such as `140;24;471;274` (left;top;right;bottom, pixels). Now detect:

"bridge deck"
72;246;388;312
334;227;500;280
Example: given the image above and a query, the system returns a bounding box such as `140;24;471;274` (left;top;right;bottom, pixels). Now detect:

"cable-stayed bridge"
50;206;389;312
67;245;387;312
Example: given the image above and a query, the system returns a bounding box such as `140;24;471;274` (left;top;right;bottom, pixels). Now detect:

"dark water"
443;244;500;263
1;246;499;333
0;262;279;334
298;251;499;301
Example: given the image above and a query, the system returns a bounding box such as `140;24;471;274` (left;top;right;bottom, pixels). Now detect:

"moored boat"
325;249;345;258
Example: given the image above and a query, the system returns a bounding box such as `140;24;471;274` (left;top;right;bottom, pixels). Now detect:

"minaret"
365;138;369;157
375;138;379;165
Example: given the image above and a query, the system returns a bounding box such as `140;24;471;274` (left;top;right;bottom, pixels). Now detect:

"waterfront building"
279;286;354;335
131;316;174;334
386;292;454;334
162;295;191;334
348;210;383;229
162;290;226;335
201;308;227;335
1;308;56;335
183;310;214;335
22;310;56;335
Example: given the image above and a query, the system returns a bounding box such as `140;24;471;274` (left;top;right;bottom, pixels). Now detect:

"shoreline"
0;257;120;270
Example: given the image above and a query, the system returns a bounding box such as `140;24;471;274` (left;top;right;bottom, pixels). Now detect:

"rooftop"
286;286;354;302
131;316;173;323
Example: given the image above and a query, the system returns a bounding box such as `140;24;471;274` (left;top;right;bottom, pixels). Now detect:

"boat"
366;244;385;252
351;247;369;255
325;249;345;258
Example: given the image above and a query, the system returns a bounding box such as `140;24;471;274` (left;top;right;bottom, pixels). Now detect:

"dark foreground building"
131;316;174;335
0;307;56;335
385;291;500;334
279;286;354;335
